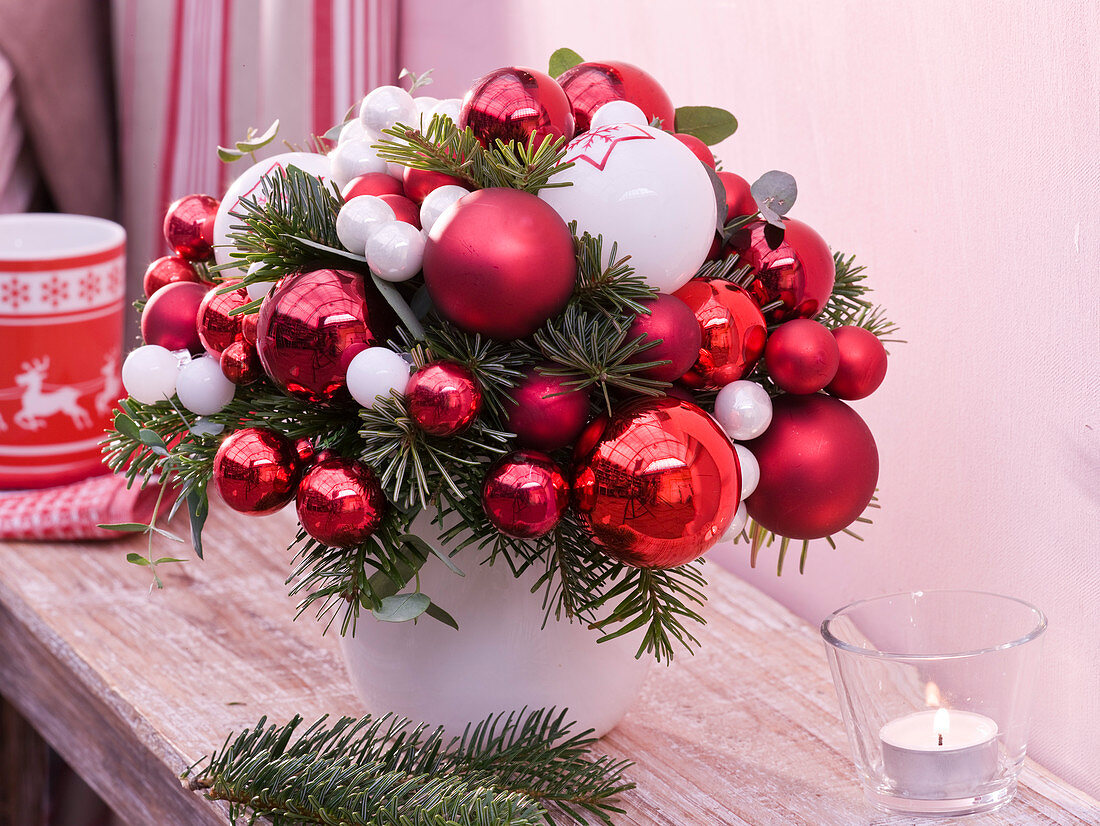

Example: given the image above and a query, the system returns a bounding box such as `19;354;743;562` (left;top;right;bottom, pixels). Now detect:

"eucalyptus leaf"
399;532;464;576
126;552;150;566
187;489;208;560
372;592;431;623
289;235;368;263
217;146;245;163
113;412;141;441
102;522;151;533
154;557;188;565
323;121;346;143
751;170;797;222
424;601;459;630
138;428;167;450
150;526;185;543
763;221;787;251
371;274;426;340
236;119;280;152
673;106;738;145
703;165;728;232
548;47;584;78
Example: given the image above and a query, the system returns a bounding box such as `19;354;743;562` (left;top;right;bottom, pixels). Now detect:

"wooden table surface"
0;501;1096;826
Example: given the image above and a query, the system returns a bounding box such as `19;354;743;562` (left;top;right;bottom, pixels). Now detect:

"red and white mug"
0;214;126;489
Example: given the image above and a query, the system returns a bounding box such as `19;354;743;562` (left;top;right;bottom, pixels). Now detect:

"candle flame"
933;707;951;737
924;682;942;706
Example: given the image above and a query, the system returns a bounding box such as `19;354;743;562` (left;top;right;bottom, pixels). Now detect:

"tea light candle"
880;708;999;798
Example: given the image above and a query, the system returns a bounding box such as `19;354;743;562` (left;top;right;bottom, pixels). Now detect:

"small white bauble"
366;221;426;282
733;443;760;500
339;118;370;145
429;98;463;125
414;96;440;129
214;152;332;280
360;85;418;135
190;417;225;437
713;381;773;441
346;347;411;408
589;100;649;130
122;345;180;404
330;140;388;189
539;124;716;294
336;195;397;255
176;355;235;415
419;184;470;234
386;162;406;178
245;279;274;301
722;502;749;541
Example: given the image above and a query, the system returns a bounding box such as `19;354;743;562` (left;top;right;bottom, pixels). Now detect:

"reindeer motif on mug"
13;356;91;431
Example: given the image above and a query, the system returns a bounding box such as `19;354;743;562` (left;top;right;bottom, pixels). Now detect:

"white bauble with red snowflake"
539;124;716;293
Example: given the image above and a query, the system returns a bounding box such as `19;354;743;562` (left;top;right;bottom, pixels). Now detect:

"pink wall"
402;0;1100;797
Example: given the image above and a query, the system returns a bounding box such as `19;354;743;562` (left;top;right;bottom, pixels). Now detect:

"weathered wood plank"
0;698;49;826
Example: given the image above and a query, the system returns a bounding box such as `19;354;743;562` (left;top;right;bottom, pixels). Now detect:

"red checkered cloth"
0;473;160;541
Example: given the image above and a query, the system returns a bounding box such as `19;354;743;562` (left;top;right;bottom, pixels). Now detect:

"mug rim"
0;213;126;268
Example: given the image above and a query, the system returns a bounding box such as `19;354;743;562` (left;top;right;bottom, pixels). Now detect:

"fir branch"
421;325;534;419
815;252;902;345
568;230;655;318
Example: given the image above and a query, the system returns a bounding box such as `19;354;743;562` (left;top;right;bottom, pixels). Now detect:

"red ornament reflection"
460;66;575;148
296;457;386;547
482;450;569;539
406;361;483;436
163;194;219;261
212;427;301;515
674;278;767;389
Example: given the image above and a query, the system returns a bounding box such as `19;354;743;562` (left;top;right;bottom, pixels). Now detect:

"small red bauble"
572;397;740;568
143;255;198;298
293;437;316;465
212;427;301;515
716;172;756;222
673;134;715;168
745;394;878;539
459;66;574;148
503;366;591;451
163;194;219;261
625;293;702;382
674;278;768;389
296;457;386;547
342;173;404;200
402;167;466;205
255;269;396;401
378;193;422;229
482;450;569;539
219;340;262;385
827;326;888;400
764;318;840;395
556;61;675;133
140;280;210;353
197;280;249;355
406;362;483;436
728;218;835;323
239;312;259;346
423;188;576;339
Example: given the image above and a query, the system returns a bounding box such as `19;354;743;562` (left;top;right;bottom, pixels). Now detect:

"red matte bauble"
459;66;574;148
674;278;767;389
423;188;576;339
728;218;835;323
197;280;249;355
296;457;386;547
140;280;210;353
406;362;483;436
378;193;422;229
673;134;715;168
764;318;840;395
163;194;219;261
255;269;396;401
556;61;675;133
482;450;569;539
143;255;199;298
219;340;262;385
626;293;702;381
503;366;591;451
212;427;301;515
572;397;740;568
342;173;404;200
402;167;466;205
827;326;888;400
745;394;878;539
716;172;756;222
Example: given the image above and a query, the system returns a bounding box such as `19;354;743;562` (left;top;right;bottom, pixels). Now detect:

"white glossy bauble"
733;443;760;500
414;96;440;129
429;98;463;125
330;140;388;188
245;279;274;301
339;118;370;145
345;347;411;408
121;345;179;404
366;221;425;282
176;355;235;415
589;100;648;130
419;184;470;234
539;124;716;293
386;162;406;178
722;502;748;541
713;380;773;441
360;85;417;135
336;195;396;255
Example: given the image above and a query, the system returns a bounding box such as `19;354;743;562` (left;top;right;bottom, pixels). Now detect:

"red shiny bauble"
402;167;466;205
378;193;422;229
212;427;301;515
219;340;262;385
459;66;574;148
573;397;740;568
140;280;209;353
482;450;569;539
728;218;835;323
745;394;878;539
406;361;483;436
503;366;591;451
423;188;576;339
827;326;888;400
296;457;386;547
293;437;316;465
197;280;249;355
673;134;715;168
626;293;702;382
765;318;840;395
256;269;396;401
143;255;198;298
342;173;404;200
716;172;756;222
556;61;675;133
674;278;767;389
163;194;219;261
240;312;259;346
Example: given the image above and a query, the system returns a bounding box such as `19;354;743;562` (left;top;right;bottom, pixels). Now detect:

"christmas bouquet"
105;53;894;678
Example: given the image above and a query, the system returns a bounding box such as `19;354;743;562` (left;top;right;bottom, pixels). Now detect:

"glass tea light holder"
821;591;1046;817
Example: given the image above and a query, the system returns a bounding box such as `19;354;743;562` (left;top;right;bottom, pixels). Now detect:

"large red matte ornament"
459;67;574;148
745;394;878;539
764;318;840;395
296;457;386;547
673;134;715;168
572;397;740;568
342;173;404;200
163;194;219;261
625;293;702;382
402;167;466;205
423;188;576;339
406;362;483;436
482;450;569;539
556;61;675;133
140;280;210;353
197;280;249;355
378;194;422;229
143;255;199;298
674;278;767;389
716;172;756;222
826;326;888;400
503;366;590;451
256;269;396;401
728;218;835;323
212;427;301;515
